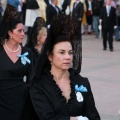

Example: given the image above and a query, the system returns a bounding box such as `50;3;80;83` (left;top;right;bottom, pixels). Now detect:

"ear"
48;54;53;62
8;30;13;37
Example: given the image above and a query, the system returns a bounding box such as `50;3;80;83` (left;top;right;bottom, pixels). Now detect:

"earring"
10;36;12;39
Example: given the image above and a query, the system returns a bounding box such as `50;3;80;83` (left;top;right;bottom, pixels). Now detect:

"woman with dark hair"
21;14;101;120
26;17;47;63
0;4;33;120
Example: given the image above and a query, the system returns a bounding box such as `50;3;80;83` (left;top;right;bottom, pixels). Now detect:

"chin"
62;67;70;71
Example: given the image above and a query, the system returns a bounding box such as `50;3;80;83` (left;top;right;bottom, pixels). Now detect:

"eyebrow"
58;49;73;51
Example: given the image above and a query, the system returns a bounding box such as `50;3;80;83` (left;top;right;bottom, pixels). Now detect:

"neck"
35;44;43;52
5;40;19;51
4;40;20;53
50;67;70;81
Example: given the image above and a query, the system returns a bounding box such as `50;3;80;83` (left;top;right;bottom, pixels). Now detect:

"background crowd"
0;0;120;51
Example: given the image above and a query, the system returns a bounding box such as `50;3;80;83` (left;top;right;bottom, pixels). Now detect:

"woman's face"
39;32;47;45
8;23;25;44
49;41;73;71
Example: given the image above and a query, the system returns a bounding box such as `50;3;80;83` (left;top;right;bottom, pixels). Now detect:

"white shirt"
106;5;111;16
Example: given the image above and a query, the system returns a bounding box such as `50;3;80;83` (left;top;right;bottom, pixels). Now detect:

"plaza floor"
81;34;120;120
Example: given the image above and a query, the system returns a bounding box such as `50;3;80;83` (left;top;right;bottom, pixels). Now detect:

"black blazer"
100;6;116;29
28;70;101;120
46;4;60;25
72;2;84;21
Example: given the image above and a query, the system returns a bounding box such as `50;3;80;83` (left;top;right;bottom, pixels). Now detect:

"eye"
69;51;73;55
59;51;65;54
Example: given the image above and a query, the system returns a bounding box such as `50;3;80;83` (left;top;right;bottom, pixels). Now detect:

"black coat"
72;2;84;21
46;4;60;25
100;6;116;29
92;0;103;16
28;71;101;120
27;0;39;9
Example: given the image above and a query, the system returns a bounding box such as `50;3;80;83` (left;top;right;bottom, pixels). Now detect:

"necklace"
5;41;20;53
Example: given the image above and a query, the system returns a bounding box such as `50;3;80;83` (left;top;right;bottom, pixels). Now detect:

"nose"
22;30;25;36
65;53;71;59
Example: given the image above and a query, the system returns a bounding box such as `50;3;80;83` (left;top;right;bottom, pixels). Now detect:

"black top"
26;0;39;9
0;45;33;120
92;0;103;16
46;4;61;25
100;6;117;29
28;70;100;120
72;2;84;21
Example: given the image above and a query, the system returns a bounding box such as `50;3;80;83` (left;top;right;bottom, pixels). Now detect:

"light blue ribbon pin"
17;52;31;65
75;84;88;93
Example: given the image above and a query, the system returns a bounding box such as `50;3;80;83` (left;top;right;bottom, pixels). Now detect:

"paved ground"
81;34;120;120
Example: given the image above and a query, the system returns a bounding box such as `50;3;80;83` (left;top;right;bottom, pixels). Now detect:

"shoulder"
73;74;90;86
111;6;116;10
22;46;33;53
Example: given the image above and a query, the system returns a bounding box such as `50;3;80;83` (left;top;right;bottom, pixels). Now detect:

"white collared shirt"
106;5;111;16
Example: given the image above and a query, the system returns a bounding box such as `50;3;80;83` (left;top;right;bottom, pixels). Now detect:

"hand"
99;19;102;23
47;25;50;29
78;18;82;21
114;26;117;29
98;25;102;30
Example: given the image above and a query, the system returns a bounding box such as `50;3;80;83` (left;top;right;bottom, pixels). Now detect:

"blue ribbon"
17;52;31;65
75;84;88;93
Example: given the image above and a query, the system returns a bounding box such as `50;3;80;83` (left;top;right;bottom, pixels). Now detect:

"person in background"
99;0;117;51
37;0;47;20
46;0;61;28
21;14;101;120
114;3;120;41
0;0;3;28
7;0;20;9
86;0;93;34
0;4;33;120
44;0;51;6
25;0;40;36
61;0;71;14
72;0;84;22
80;0;87;34
1;0;7;15
92;0;103;38
26;17;47;63
0;0;3;17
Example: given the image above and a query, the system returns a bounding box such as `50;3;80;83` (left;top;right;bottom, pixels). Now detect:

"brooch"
75;84;88;102
17;52;31;65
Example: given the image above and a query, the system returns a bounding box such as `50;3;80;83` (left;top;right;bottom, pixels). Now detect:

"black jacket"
100;6;117;29
72;2;84;21
46;4;60;25
92;0;103;16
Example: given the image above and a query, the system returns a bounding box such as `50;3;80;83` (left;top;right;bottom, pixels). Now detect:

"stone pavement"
81;34;120;120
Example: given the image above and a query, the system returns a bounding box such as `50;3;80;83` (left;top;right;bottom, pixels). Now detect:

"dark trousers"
102;28;114;50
